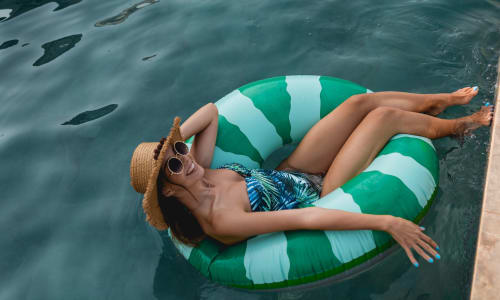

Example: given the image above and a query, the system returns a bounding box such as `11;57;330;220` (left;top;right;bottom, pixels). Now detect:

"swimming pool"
0;0;498;298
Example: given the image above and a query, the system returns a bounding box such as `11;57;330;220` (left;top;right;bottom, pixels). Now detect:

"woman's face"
161;143;204;190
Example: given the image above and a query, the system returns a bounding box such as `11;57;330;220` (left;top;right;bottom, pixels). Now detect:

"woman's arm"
211;207;439;266
179;103;218;168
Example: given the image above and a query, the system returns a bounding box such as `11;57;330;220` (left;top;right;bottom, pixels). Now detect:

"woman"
130;86;493;267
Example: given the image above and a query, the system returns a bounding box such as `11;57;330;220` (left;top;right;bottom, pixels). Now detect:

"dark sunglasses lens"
174;142;189;155
168;157;183;173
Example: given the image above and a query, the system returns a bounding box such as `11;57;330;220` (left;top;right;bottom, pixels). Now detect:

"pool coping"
470;57;500;300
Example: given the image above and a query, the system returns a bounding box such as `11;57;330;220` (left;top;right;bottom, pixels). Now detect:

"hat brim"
142;116;183;230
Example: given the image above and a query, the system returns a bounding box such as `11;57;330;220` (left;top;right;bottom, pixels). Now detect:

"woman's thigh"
276;94;374;174
277;90;434;174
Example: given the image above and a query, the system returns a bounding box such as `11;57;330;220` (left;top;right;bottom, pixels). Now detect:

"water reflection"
142;54;157;61
61;104;118;125
0;39;18;49
0;0;81;22
33;34;82;66
95;0;158;27
0;8;12;21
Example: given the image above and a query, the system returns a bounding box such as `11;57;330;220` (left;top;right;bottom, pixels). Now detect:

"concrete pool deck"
470;58;500;300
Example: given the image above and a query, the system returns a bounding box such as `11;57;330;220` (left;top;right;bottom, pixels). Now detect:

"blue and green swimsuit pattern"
217;163;322;212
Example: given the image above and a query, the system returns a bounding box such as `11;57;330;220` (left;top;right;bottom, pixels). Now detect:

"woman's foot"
427;86;479;116
455;105;494;136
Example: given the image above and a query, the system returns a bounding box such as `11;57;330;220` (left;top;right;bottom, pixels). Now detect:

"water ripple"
0;0;81;23
33;34;82;66
0;8;12;21
95;0;158;27
61;104;118;125
0;39;18;49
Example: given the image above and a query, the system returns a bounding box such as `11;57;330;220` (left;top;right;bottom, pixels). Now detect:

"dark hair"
156;172;206;246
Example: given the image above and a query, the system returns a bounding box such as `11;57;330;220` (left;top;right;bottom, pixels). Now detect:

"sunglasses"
162;141;190;175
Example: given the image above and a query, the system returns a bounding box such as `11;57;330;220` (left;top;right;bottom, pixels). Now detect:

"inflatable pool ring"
168;75;439;291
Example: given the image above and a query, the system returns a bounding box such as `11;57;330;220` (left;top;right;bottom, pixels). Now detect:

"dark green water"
1;0;499;299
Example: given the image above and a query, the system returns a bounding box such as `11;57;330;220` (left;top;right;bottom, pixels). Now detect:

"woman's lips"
187;162;195;175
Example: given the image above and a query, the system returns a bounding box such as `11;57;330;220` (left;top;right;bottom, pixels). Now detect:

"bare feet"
427;86;479;116
451;87;479;105
455;105;494;136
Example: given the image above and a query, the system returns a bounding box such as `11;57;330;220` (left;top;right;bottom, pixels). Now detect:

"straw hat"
130;117;183;230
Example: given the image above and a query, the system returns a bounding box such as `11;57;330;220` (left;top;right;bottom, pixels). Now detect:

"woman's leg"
320;105;493;197
277;87;478;174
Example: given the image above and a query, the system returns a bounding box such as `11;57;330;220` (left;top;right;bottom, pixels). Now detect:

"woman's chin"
186;163;204;181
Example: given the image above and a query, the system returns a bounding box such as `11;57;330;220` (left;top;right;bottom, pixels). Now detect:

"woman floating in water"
130;86;492;268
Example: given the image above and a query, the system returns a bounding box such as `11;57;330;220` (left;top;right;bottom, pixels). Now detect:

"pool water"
0;0;499;299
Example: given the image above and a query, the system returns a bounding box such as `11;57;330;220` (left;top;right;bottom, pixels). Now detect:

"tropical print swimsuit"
217;163;323;212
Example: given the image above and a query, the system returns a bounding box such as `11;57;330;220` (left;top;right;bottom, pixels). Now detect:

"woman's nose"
181;155;191;167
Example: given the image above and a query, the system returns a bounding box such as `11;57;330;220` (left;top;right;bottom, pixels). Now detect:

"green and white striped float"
170;75;439;290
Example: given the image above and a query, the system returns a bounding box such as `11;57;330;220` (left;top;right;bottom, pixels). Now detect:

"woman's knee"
346;93;377;112
365;106;403;123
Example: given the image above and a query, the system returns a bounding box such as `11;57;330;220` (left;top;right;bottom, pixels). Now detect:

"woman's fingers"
416;237;440;259
413;223;439;253
402;244;419;267
388;218;441;267
411;242;433;263
418;231;438;249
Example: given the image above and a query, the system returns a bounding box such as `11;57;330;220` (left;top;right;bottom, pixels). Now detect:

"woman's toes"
457;107;493;136
451;86;477;105
463;87;478;96
479;106;493;125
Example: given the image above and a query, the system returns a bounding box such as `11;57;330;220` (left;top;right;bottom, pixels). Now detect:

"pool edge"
470;57;500;300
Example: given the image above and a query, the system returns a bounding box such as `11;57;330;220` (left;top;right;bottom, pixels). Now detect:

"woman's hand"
385;216;440;267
